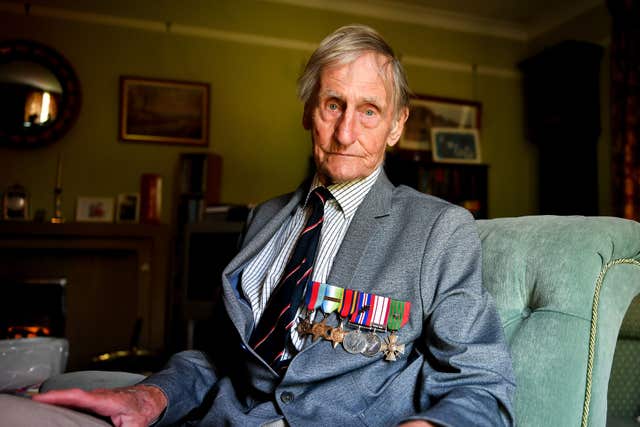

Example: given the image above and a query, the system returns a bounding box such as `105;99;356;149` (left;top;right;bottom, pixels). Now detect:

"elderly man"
16;24;515;426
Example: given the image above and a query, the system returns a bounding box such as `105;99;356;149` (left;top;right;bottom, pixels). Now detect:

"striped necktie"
249;186;333;373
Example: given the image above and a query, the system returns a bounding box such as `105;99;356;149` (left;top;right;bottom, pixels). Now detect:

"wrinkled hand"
32;384;167;427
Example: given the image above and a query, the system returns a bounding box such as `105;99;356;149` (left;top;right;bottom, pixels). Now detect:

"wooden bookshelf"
385;151;489;219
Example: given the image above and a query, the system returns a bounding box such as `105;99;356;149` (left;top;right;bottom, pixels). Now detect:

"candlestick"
51;153;64;223
55;154;62;189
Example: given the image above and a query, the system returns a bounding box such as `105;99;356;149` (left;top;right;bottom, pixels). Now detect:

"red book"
140;173;162;224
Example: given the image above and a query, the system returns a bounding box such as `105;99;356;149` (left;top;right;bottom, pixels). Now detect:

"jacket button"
280;391;294;403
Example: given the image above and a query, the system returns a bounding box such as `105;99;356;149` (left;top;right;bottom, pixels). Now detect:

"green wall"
0;0;605;221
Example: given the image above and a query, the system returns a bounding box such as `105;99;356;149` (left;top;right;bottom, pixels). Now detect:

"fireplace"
0;222;170;371
0;278;66;340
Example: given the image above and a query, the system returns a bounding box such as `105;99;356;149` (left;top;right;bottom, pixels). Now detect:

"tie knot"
310;186;334;207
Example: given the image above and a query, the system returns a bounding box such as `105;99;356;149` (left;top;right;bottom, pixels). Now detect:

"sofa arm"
39;371;146;393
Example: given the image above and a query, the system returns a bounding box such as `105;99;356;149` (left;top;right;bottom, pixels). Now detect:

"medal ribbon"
322;285;344;314
387;299;411;331
350;292;373;326
306;284;409;331
305;281;327;311
339;289;358;318
370;294;391;330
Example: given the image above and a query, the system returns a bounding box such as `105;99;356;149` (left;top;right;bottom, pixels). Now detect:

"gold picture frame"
120;76;209;146
400;94;482;152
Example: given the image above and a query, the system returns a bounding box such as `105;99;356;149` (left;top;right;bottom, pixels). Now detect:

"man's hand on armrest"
32;384;167;427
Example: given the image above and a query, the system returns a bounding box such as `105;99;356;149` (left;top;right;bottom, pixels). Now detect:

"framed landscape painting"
120;76;209;146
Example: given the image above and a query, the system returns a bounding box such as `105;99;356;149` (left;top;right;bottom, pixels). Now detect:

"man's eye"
365;109;375;117
328;103;339;111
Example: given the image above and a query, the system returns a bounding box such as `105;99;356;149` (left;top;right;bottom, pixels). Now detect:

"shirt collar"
305;167;381;220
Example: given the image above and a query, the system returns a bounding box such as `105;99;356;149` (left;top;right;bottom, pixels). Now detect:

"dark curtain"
609;0;640;219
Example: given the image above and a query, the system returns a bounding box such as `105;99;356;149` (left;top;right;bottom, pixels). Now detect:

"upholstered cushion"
619;295;640;339
608;339;640;420
606;414;639;427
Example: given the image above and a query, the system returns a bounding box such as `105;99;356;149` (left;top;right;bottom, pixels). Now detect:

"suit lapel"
327;171;394;289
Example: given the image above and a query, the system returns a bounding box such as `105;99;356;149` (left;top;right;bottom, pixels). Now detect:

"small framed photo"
400;95;481;152
75;197;115;223
431;127;482;164
116;193;140;223
120;76;209;146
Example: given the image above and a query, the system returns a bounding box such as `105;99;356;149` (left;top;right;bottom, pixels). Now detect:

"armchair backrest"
477;216;640;427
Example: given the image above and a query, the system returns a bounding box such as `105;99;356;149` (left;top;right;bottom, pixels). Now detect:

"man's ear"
387;106;409;147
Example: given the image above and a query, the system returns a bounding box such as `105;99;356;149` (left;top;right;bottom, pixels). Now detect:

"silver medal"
362;332;382;357
342;329;366;354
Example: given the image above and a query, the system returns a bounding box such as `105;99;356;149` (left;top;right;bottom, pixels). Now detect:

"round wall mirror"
0;39;82;147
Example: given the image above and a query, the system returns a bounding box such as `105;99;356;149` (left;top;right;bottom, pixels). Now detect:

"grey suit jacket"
144;171;516;427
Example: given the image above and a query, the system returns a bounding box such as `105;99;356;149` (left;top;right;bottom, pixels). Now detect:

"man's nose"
335;107;358;145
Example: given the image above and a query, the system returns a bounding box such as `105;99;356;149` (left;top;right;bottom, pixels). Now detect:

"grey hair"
298;24;410;120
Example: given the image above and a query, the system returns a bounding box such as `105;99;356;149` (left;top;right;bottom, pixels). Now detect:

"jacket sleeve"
402;206;516;427
140;350;219;426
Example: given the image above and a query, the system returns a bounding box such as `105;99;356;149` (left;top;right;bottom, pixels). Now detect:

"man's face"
306;52;408;185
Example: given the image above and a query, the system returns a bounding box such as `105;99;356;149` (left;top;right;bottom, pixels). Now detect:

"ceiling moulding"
402;56;519;79
0;1;518;79
264;0;529;41
265;0;604;43
527;0;604;41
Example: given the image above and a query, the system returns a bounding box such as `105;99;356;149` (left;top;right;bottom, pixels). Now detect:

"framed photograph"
115;193;140;223
431;127;482;164
75;197;115;223
400;95;481;151
120;76;209;146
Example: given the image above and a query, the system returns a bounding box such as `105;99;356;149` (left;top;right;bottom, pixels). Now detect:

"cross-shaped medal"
381;333;405;361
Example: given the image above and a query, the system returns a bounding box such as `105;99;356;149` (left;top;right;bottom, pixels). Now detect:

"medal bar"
297;281;410;361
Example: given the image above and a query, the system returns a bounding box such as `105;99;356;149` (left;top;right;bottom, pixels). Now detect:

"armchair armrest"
39;371;145;393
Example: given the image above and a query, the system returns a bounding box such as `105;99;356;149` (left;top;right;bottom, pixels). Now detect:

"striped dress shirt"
241;167;381;361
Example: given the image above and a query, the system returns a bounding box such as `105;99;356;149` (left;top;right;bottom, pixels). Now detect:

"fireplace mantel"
0;222;170;370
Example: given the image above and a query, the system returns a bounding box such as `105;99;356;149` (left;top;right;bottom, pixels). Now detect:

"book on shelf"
178;153;222;206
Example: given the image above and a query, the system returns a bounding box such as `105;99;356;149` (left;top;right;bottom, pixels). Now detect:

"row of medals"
296;315;405;361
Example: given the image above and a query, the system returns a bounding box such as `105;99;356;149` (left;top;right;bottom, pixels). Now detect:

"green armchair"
478;216;640;427
41;216;640;426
